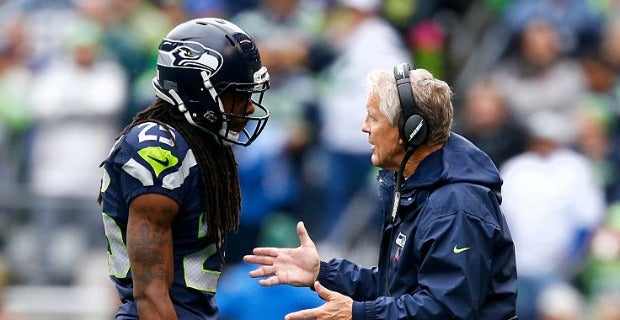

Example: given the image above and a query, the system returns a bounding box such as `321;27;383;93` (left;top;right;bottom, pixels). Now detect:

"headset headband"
394;63;418;121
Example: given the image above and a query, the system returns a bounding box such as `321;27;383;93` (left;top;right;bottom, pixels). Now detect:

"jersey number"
137;122;176;147
102;212;220;292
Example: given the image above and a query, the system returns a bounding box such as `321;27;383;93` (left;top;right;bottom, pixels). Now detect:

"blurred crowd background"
1;0;620;319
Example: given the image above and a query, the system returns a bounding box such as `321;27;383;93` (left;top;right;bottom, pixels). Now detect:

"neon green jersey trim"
137;146;179;178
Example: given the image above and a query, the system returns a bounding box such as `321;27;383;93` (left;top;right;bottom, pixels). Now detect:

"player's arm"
127;193;179;320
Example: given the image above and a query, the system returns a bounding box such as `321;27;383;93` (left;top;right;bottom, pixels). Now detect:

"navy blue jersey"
100;122;221;319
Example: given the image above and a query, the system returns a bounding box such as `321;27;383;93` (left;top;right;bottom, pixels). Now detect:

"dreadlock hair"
99;98;240;261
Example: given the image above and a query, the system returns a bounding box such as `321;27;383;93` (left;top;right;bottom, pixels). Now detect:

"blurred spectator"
575;105;620;204
228;129;301;263
601;17;620;72
500;111;606;320
581;204;620;319
312;0;411;240
575;47;620;204
490;18;588;130
183;0;226;19
0;256;24;320
502;0;603;55
225;0;260;17
225;0;327;262
591;290;620;320
20;16;127;284
29;16;126;206
0;20;34;185
68;0;185;127
407;19;446;79
537;282;586;320
0;257;8;315
455;76;526;167
12;3;80;69
93;0;183;125
382;0;479;34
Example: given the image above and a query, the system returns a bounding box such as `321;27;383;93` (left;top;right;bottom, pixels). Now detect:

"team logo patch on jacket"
394;232;407;262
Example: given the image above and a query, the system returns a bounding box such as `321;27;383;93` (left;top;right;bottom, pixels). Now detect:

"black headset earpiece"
394;63;427;148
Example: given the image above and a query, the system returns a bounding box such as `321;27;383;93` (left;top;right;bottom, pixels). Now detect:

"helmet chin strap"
167;89;197;126
158;82;221;143
200;71;240;144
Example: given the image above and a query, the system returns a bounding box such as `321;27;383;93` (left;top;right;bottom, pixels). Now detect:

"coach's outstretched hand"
243;221;320;287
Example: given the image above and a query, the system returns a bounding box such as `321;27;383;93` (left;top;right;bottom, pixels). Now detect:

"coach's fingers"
314;281;335;301
248;265;276;278
285;306;320;320
243;254;274;266
258;276;282;286
296;221;314;247
251;247;281;257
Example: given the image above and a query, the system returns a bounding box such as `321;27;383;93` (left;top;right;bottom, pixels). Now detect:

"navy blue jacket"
316;133;517;319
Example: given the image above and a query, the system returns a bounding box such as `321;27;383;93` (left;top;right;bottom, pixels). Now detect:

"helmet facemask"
215;67;270;146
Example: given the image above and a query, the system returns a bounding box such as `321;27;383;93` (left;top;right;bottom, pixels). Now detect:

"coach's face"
361;91;406;171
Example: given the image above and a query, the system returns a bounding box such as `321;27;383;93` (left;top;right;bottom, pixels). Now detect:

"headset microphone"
391;147;414;222
384;146;413;296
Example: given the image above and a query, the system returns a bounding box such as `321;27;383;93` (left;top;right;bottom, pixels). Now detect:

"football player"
98;17;270;319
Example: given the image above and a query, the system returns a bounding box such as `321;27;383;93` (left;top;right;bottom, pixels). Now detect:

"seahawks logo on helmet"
157;39;223;76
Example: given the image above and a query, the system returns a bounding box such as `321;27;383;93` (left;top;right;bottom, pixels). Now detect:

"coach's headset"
394;62;427;150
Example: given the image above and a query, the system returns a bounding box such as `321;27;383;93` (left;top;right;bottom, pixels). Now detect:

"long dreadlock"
99;98;240;260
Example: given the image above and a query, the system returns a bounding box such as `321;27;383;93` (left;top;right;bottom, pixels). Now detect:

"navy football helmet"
153;18;270;146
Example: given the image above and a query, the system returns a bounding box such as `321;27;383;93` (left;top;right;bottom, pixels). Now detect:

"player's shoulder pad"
115;122;191;178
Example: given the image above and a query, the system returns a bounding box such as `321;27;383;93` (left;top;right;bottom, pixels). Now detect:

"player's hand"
285;281;353;320
243;221;320;287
